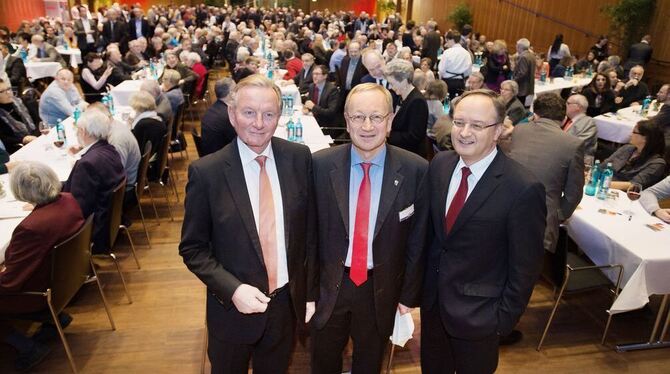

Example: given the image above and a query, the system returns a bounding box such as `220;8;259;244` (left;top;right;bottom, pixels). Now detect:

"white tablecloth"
279;83;301;106
594;105;661;144
534;76;592;96
110;80;144;107
566;193;670;314
56;46;82;68
25;61;62;81
275;108;332;154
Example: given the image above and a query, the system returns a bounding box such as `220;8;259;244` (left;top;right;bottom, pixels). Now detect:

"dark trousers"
311;272;387;374
517;94;529;108
442;77;465;100
420;304;499;374
208;288;295;374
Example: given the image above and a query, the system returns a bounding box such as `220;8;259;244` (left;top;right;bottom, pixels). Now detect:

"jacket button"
336;283;340;290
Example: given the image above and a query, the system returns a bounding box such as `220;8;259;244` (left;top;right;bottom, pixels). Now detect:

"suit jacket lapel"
329;145;351;237
373;147;403;239
435;153;459;244
272;138;292;251
222;140;265;266
447;152;505;237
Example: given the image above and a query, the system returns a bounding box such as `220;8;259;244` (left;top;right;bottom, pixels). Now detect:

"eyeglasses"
346;113;390;125
452;119;499;131
632;130;642;135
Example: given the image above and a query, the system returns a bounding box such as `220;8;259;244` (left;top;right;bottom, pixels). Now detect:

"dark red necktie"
351;162;371;286
444;167;472;234
312;85;319;105
562;118;573;132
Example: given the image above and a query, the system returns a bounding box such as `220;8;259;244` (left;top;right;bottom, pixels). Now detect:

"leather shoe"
15;342;51;372
499;329;523;346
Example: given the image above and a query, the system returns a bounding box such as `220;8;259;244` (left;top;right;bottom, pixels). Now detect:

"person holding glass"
601;119;666;190
581;72;617;117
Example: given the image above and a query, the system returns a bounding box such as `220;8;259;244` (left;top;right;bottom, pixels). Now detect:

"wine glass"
624;183;642;218
38;121;50;136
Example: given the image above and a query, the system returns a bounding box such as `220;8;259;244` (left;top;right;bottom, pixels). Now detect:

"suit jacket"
0;193;84;314
625;42;653;69
62;140;125;254
34;43;66;67
73;18;98;50
389;88;428;157
128;18;152;40
200;100;235;157
179;137;316;344
421;31;441;68
566;115;598;157
132;117;166;157
310;144;429;337
306;81;341;127
509;118;585;252
336;56;367;91
505;97;527;125
293;64;314;95
422;150;546;339
5;56;28;91
513;50;536;97
102;20;128;47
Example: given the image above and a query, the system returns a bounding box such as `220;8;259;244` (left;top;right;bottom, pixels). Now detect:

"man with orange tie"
421;89;546;374
563;93;598;157
179;74;316;374
309;83;429;373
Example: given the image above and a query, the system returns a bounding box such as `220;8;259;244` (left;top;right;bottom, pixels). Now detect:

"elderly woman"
483;39;510;92
385;59;429;157
38;69;87;126
186;52;208;99
163;50;197;95
465;71;485;91
0;161;84;371
414;57;435;90
500;80;527;125
602;119;667;190
129;90;166;157
161;68;184;118
80;53;114;103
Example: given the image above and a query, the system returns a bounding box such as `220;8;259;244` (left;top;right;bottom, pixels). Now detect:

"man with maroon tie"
180;74;315;374
309;83;429;373
421;89;546;374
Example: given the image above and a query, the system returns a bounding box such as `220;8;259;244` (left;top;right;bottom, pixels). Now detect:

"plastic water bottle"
585;160;601;196
73;106;81;125
295;117;303;143
288;96;294;112
286;117;295;142
108;95;115;115
20;49;28;63
641;95;652;117
596;162;613;200
443;98;450;114
540;69;547;84
56;118;66;146
586;65;593;77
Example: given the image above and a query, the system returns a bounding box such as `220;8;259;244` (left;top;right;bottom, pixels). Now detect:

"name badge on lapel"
399;204;414;222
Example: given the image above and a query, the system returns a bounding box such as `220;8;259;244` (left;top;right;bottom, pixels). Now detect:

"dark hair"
588;73;611;94
313;64;329;75
446;31;461;43
550;34;563;54
17;32;31;42
461;24;472;36
406;20;415;30
559;55;573;67
282;49;294;59
633;119;666;166
452;89;506;124
84;52;102;64
533;93;566;121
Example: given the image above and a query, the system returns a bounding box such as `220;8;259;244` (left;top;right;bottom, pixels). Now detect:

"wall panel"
0;0;47;31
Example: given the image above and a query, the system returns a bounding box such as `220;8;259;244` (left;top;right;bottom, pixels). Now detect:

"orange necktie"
256;156;277;292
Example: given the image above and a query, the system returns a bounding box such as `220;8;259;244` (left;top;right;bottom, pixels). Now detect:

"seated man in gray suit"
640;175;670;223
563;94;598;157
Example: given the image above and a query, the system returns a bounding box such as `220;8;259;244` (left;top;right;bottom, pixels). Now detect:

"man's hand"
68;145;83;155
398;303;412;315
231;284;271;314
305;301;315;323
615;96;623;104
22;135;37;144
654;209;670;223
625;78;639;88
304;100;315;110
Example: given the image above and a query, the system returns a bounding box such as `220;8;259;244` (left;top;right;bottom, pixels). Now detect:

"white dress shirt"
237;138;288;288
444;148;498;214
438;43;472;79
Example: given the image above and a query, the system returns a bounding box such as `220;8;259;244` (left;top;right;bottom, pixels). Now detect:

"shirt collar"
351;144;387;168
79;140;99;157
456;147;498;180
570;113;585;122
237;137;274;165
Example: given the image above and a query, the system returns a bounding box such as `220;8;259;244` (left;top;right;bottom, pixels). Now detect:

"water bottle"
64;42;69;50
596;162;613;200
641;95;652;117
540;69;547;84
20;49;28;63
586;65;593;77
56;118;66;146
101;94;109;109
585;160;601;196
286;117;295;142
295;117;303;143
73;106;81;125
109;95;115;115
288;96;294;112
443;98;450;114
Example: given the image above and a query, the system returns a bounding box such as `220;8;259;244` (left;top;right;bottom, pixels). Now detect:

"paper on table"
0;201;31;219
389;309;415;347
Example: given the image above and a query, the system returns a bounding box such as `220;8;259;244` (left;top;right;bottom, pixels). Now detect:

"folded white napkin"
390;309;415;347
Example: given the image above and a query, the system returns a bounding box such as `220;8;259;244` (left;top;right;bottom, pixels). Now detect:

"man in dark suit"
336;42;368;95
623;35;653;75
128;7;153;42
62;109;125;254
422;21;441;69
512;38;536;107
301;65;341;128
179;75;315;374
0;44;28;92
102;8;128;51
73;5;98;55
421;89;546;373
310;83;429;373
200;77;236;156
293;53;315;95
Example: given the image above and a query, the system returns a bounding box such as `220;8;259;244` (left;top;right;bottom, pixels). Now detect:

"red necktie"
444;167;472;234
351;162;371;286
563;118;573;132
312;85;319;105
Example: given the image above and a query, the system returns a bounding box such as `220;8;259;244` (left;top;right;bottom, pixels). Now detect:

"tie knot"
360;162;372;175
256;155;267;168
461;166;472;178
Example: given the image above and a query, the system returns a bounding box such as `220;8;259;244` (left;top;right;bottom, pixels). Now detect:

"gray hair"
78;108;111;140
570;94;588;110
344;83;393;115
130;90;157;113
140;79;162;98
162;69;182;86
230;74;281;110
470;71;484;82
188;52;201;64
516;38;530;51
214;77;235;101
384;59;415;84
501;80;519;96
10;161;61;206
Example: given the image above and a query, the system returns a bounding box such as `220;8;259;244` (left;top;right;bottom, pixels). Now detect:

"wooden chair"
192;128;203;158
149;133;176;221
129;141;153;246
8;215;116;374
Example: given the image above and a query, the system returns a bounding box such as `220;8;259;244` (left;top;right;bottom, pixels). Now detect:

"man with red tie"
309;83;429;373
421;89;546;374
180;74;315;374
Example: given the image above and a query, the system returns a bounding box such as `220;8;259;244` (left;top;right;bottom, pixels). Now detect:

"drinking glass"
623;183;642;218
583;155;594;183
38;121;50;136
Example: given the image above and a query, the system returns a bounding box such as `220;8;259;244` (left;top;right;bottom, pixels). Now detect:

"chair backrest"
48;215;94;313
192;128;203;157
108;177;127;248
173;102;185;137
135;141;152;195
155;133;170;181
